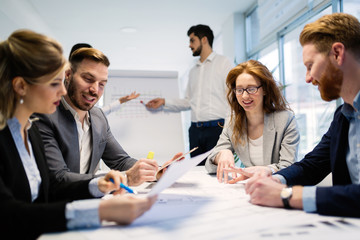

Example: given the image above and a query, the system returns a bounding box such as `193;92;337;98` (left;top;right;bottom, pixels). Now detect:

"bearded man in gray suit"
34;48;158;186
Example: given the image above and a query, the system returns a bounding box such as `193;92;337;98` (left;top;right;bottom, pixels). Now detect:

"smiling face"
235;73;264;114
302;44;343;101
24;70;66;114
65;58;108;112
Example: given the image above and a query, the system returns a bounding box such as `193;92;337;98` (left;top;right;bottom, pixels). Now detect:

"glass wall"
281;7;336;159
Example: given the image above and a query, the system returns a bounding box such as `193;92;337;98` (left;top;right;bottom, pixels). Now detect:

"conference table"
39;167;360;240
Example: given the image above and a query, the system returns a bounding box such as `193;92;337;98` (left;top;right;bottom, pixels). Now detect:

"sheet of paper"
42;167;360;240
82;168;360;240
147;149;211;197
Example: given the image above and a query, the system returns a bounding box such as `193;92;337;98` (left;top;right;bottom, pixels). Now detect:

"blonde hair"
300;13;360;57
0;29;66;129
226;60;290;145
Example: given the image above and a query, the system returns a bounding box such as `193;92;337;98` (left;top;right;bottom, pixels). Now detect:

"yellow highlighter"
147;151;154;159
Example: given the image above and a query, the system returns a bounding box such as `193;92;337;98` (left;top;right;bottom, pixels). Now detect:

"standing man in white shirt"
146;24;233;164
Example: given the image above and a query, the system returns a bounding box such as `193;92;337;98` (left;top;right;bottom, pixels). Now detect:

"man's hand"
156;152;183;180
245;175;285;207
126;158;159;186
244;174;304;209
145;98;165;109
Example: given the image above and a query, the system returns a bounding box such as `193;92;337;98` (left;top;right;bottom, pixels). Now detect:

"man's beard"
316;58;343;101
67;76;97;111
192;44;202;56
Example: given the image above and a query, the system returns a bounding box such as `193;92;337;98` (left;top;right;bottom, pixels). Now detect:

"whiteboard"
103;70;185;165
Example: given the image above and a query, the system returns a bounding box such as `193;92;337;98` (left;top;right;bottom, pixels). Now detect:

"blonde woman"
0;29;156;239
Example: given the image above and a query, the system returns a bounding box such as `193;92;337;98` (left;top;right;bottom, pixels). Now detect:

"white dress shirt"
62;98;92;174
164;52;233;122
101;100;121;116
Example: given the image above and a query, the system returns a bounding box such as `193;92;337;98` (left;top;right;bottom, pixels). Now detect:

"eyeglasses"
233;85;262;95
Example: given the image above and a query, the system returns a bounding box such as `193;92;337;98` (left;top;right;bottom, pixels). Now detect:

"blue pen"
109;178;135;194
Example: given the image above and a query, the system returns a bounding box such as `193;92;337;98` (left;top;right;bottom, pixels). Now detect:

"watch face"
281;188;291;199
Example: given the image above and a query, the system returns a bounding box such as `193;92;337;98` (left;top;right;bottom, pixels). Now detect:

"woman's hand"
223;166;273;184
214;149;236;183
98;170;128;195
99;195;157;225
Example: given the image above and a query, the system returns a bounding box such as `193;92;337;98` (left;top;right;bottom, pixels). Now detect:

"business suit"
0;124;92;240
34;101;137;182
205;110;299;173
277;105;360;217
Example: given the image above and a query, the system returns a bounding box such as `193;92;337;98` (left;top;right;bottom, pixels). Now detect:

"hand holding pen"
98;170;128;195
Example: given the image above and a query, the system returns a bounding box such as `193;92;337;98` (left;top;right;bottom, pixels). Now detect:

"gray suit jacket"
34;101;137;182
205;110;299;173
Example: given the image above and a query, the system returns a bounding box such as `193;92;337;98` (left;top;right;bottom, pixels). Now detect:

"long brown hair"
0;29;66;129
226;60;290;145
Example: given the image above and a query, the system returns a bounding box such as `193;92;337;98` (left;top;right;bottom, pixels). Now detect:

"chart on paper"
108;88;164;119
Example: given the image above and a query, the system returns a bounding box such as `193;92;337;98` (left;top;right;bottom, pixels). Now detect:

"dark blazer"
277;105;360;217
0;123;92;239
34;101;137;182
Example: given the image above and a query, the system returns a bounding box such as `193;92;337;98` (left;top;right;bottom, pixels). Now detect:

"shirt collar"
342;90;360;119
7;117;35;132
196;52;216;66
61;97;90;123
353;90;360;111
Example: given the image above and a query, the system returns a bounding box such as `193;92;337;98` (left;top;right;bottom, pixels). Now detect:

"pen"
109;178;135;194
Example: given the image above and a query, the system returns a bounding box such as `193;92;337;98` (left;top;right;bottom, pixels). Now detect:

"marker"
147;151;154;159
109;178;135;194
140;100;146;105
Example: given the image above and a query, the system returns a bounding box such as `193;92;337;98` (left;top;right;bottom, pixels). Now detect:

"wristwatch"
280;187;293;209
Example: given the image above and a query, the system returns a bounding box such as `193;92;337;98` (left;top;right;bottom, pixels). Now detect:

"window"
254;42;280;82
343;0;360;18
281;6;336;159
245;6;260;54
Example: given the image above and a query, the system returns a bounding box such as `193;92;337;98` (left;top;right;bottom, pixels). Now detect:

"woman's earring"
20;98;24;104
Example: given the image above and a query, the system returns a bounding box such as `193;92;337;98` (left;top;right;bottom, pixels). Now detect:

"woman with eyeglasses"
205;60;300;183
0;29;156;239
